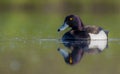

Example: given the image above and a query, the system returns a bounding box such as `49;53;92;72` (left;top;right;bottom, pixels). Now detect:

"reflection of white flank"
89;30;107;40
88;40;107;51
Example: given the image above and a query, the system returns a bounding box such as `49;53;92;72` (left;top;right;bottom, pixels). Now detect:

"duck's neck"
78;23;84;31
76;17;84;31
71;24;84;31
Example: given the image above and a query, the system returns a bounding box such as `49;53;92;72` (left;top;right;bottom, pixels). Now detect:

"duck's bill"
58;23;69;32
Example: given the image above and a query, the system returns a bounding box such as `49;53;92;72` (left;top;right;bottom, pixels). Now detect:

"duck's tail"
104;30;109;48
104;30;109;37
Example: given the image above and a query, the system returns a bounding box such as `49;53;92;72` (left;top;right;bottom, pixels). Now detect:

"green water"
0;1;120;74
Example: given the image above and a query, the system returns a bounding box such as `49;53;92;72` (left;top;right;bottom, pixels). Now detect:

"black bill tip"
58;29;60;32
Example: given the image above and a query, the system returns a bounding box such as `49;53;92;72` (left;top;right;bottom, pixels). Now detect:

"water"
0;1;120;74
0;37;120;74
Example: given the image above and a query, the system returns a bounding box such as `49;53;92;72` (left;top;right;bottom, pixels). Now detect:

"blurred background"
0;0;120;74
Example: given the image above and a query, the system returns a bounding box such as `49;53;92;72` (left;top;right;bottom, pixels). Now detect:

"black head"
58;15;84;32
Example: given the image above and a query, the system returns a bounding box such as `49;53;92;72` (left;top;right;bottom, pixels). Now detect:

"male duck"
58;14;108;40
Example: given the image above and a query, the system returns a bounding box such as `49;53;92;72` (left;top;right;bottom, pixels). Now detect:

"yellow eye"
69;57;73;64
70;18;73;21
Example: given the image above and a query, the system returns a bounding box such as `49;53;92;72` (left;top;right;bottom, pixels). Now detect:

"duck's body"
62;31;90;49
62;30;108;51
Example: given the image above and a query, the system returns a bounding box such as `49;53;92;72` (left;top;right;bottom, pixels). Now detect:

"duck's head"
58;15;84;32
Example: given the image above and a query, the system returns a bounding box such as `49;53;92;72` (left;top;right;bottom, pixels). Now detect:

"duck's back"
84;25;102;34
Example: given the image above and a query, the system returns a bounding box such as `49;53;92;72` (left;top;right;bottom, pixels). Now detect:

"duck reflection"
57;14;108;65
58;32;108;65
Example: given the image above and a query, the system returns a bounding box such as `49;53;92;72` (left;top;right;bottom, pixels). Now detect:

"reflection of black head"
65;49;84;65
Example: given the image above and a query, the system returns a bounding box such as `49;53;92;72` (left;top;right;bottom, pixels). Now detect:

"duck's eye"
69;56;73;64
69;18;73;21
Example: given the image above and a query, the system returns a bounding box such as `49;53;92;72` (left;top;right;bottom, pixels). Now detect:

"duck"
58;14;109;40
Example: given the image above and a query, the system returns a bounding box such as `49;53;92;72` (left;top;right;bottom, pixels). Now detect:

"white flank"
89;30;107;40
